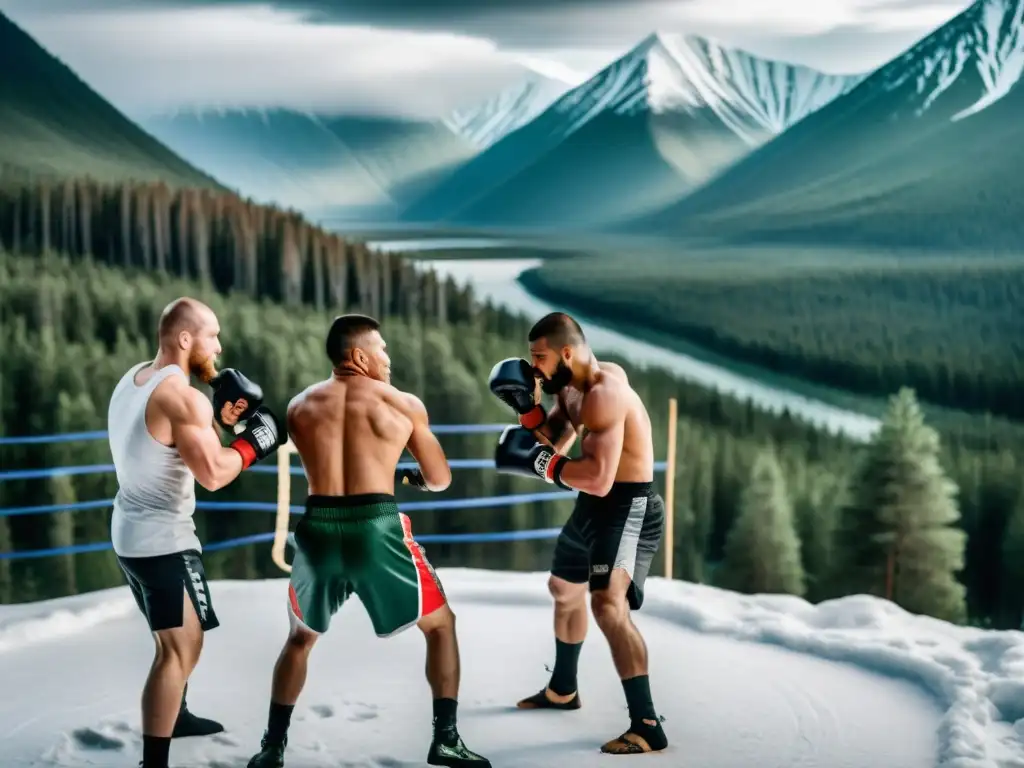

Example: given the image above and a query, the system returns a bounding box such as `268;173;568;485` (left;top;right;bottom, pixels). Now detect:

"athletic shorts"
287;494;447;637
117;549;220;632
550;481;665;610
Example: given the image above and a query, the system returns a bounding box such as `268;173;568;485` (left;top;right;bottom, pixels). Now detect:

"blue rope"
0;526;563;561
1;464;116;481
0;423;514;446
0;425;666;561
0;491;577;518
0;460;668;482
0;430;108;446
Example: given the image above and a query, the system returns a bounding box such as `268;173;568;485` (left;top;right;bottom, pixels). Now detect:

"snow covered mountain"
878;0;1024;122
141;108;477;223
574;33;861;141
631;0;1024;249
444;73;572;149
400;33;863;229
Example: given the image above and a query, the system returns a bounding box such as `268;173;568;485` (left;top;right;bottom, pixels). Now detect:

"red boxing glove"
518;404;547;430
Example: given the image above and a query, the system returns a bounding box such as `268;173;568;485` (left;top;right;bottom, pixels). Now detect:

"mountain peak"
550;31;864;141
871;0;1024;121
445;72;571;148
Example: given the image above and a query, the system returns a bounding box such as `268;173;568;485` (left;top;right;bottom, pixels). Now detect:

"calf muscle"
143;590;203;736
419;604;460;700
591;569;648;680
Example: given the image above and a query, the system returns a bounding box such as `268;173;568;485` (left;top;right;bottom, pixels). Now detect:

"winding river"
369;244;880;442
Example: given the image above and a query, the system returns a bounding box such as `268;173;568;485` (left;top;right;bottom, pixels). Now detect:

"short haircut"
158;297;209;342
326;313;380;365
528;312;585;349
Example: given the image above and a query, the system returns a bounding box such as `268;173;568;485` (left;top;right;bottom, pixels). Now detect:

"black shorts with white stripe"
550;481;665;610
117;548;220;632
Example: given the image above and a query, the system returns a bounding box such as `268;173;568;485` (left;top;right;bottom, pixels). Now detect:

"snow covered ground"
2;568;1024;767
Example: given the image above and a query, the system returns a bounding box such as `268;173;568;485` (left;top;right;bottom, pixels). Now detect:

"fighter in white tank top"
108;361;202;558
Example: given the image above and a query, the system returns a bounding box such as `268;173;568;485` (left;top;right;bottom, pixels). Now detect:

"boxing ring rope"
0;403;679;578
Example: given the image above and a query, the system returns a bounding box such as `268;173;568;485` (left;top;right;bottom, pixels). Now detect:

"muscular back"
287;376;416;496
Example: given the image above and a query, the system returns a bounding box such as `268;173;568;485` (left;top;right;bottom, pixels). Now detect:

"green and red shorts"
287;494;447;636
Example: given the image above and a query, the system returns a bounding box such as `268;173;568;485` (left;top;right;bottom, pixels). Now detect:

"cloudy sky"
1;0;973;118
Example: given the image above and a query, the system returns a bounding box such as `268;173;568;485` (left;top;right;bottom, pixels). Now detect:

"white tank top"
108;361;201;558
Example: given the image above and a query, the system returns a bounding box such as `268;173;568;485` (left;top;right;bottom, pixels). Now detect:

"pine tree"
794;468;845;602
832;387;967;622
689;444;715;583
716;445;805;597
999;485;1024;628
55;391;122;594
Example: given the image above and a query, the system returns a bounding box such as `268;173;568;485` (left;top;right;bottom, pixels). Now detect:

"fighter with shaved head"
107;297;286;768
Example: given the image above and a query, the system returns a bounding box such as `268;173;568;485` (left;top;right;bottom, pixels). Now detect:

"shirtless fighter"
246;313;491;768
488;311;668;755
108;297;285;768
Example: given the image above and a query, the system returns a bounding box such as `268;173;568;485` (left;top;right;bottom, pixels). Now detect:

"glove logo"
252;424;275;452
533;451;553;483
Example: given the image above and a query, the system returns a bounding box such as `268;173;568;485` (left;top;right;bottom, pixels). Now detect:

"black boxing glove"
494;425;570;490
397;467;430;491
210;368;264;431
229;406;284;469
488;357;546;430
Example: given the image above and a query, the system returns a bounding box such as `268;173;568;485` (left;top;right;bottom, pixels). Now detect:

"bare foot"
515;687;581;709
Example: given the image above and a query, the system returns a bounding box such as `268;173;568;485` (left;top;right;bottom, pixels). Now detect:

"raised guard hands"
488;358;546;430
211;368;265;432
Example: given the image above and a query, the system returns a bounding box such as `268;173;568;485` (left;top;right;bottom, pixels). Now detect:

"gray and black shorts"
550;481;665;610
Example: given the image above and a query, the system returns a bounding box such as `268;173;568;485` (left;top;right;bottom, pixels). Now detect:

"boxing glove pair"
488;358;574;488
210;368;286;469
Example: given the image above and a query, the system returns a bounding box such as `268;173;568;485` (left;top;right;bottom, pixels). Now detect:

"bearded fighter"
107;297;286;768
246;313;490;768
488;311;668;755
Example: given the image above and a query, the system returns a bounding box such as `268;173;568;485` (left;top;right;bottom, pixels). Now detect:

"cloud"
3;0;973;46
0;0;973;115
4;4;553;117
678;0;967;36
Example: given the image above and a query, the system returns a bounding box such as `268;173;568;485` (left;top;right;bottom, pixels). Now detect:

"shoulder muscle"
286;389;307;422
160;381;211;427
400;391;429;423
600;362;628;383
581;381;627;431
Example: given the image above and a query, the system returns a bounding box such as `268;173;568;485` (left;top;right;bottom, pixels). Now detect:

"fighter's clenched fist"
494;426;569;488
210;368;264;429
488;357;547;430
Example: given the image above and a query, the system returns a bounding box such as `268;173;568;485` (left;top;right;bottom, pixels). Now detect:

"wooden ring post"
272;440;294;573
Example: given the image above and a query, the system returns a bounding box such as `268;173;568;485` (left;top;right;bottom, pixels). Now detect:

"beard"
190;349;218;384
539;359;573;395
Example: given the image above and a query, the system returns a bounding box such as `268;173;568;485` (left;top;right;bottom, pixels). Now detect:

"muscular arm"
167;386;244;492
533;396;577;454
554;384;625;497
404;394;452;492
